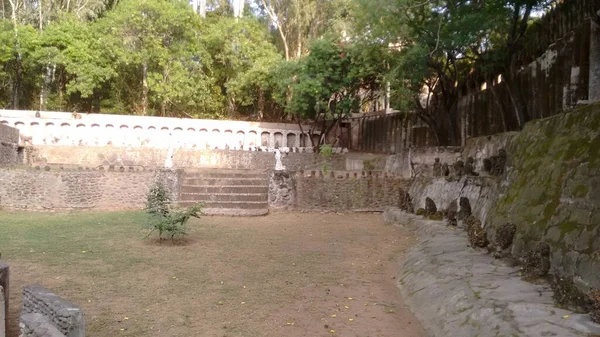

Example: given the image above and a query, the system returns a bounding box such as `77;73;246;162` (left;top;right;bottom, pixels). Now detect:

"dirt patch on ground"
2;211;425;337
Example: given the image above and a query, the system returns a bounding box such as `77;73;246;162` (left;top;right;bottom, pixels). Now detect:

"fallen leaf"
347;297;353;300
562;315;569;319
344;306;349;309
331;314;337;318
124;317;129;320
348;318;354;322
330;329;335;333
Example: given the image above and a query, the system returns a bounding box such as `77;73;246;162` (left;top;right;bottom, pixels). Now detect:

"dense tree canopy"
0;0;557;143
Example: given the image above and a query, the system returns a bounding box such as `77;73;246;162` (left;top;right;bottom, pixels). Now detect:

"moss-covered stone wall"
488;102;600;291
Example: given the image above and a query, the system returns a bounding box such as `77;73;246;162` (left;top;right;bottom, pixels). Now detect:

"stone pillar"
0;286;4;337
296;133;301;148
590;19;600;103
0;261;8;336
269;132;275;149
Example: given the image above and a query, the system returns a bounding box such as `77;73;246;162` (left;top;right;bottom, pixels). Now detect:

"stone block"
0;261;8;334
20;313;66;337
22;285;85;337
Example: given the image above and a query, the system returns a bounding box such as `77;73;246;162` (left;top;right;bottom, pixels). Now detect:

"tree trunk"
9;0;20;109
141;62;148;115
257;89;265;120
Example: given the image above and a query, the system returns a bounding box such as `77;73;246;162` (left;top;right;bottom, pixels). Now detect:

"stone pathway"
385;207;600;337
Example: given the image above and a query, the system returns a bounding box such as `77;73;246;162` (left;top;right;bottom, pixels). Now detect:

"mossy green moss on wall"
489;102;600;289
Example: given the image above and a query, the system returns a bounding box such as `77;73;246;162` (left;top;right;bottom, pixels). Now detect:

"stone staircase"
178;169;269;216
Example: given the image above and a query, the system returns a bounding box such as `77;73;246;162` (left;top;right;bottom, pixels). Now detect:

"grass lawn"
0;211;425;337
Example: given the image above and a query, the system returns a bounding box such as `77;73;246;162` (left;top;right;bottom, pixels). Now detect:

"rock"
453;160;465;177
433;158;442;177
482;158;492;172
441;163;450;176
464;157;479;176
466;216;488;248
551;276;592;313
591;289;600;324
522;242;551;279
457;197;472;220
495;223;517;250
425;197;437;215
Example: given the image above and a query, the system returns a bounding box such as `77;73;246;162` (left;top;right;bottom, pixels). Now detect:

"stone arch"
261;131;270;147
120;125;129;129
0;120;8;124
287;133;297;147
300;133;308;147
311;133;320;147
274;132;283;148
212;129;221;149
236;131;245;149
224;130;233;149
199;128;208;149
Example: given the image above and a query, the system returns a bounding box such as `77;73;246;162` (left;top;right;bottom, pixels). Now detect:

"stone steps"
180;193;268;202
181;185;268;194
178;169;269;216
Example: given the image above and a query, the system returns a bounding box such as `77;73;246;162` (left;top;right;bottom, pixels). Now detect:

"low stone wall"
0;124;19;166
0;168;180;211
25;145;339;171
22;285;84;337
294;170;410;211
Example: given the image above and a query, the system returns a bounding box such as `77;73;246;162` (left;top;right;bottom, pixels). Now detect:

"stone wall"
487;102;600;291
22;285;84;337
406;102;600;293
20;314;66;337
0;168;179;211
0;110;316;149
0;124;19;166
24;145;346;171
294;170;410;211
0;286;4;337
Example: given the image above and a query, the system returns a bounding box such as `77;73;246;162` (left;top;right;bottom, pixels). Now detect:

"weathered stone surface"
22;285;84;337
268;170;295;209
20;313;66;337
0;261;8;335
0;124;20;166
424;197;437;215
0;286;4;337
489;102;600;290
384;207;600;337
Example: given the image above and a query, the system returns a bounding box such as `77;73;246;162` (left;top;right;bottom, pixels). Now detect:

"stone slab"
20;313;66;337
384;207;600;337
22;285;85;337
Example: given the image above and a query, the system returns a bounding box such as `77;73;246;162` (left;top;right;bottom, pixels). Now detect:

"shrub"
144;182;203;242
145;182;171;216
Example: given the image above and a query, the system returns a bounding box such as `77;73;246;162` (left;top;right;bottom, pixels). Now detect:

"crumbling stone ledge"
22;285;85;337
384;207;600;337
20;313;66;337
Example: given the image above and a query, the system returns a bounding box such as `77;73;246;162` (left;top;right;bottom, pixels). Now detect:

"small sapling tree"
144;182;203;243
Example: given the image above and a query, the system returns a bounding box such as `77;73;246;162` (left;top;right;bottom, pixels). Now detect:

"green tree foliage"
354;0;551;145
144;181;203;242
273;37;388;144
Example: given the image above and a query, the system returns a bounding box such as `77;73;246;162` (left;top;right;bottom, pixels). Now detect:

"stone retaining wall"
0;168;179;211
0;124;19;166
25;145;338;171
22;285;84;337
268;170;410;211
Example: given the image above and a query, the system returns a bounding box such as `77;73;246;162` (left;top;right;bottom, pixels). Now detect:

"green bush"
144;182;203;242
